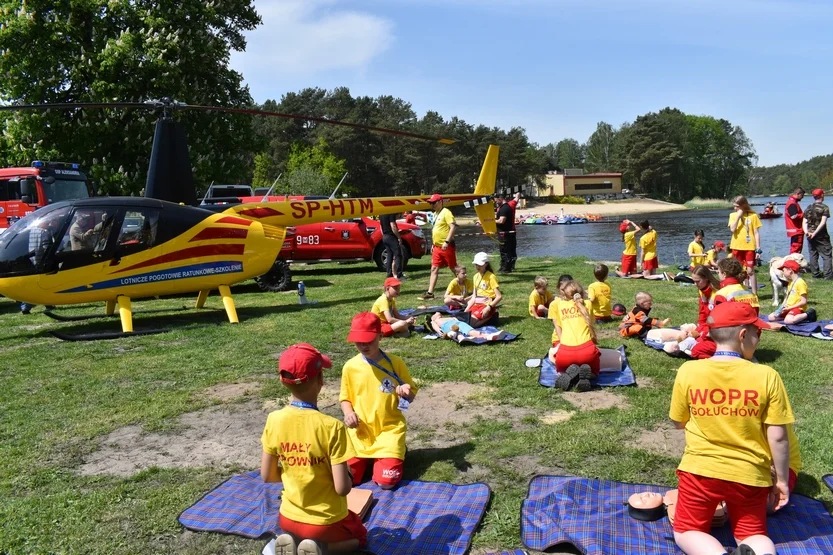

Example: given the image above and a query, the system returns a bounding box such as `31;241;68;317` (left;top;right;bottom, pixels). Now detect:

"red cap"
347;312;382;343
384;277;402;288
427;193;443;203
278;343;332;384
812;188;825;198
714;240;725;249
706;302;768;331
619;222;629;233
781;259;800;272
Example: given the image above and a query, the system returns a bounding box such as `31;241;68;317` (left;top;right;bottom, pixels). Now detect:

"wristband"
755;249;762;254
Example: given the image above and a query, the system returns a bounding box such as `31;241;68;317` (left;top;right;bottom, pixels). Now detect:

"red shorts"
785;307;804;316
789;468;797;491
381;322;395;337
348;457;403;488
674;470;768;539
431;244;457;269
732;249;757;268
789;234;804;254
469;303;493;320
536;307;548;317
621;254;637;275
279;511;368;547
642;257;658;271
554;341;600;375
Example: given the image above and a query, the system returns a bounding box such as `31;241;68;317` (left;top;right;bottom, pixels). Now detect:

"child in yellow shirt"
444;266;473;309
261;344;367;555
340;312;417;490
371;277;415;336
767;259;811;324
529;276;554;318
587;264;612;322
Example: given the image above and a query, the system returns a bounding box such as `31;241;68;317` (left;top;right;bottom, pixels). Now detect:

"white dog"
769;253;808;306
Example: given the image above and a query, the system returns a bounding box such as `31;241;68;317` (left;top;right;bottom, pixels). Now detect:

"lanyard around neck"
713;351;742;358
290;400;318;411
363;352;403;385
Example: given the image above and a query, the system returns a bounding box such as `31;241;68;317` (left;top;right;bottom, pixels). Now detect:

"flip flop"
525;358;542;368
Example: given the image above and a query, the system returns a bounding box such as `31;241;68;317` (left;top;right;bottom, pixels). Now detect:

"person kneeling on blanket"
426;312;505;342
550;280;600;392
669;302;793;555
261;344;368;555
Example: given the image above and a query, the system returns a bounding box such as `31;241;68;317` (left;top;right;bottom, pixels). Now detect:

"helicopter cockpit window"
0;206;70;276
118;209;159;249
57;209;114;253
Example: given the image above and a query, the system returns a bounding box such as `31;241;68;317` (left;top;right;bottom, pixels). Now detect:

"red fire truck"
0;161;91;232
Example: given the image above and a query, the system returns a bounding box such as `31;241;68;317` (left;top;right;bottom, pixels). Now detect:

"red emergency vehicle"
0;161;90;231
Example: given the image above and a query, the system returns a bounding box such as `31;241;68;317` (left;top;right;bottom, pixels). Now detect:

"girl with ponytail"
551;280;601;392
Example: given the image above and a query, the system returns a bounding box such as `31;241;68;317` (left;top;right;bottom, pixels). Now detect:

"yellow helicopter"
0;101;499;338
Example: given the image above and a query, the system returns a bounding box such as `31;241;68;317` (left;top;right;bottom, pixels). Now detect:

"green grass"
684;197;734;209
2;254;833;554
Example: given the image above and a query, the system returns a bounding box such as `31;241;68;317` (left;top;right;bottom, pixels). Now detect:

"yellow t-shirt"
639;229;657;260
586;281;612;318
371;293;395;324
623;230;637;256
339;352;417;459
446;277;473;298
715;283;760;309
784;277;808;311
729;211;762;251
705;249;717;266
669;358;795;487
552;299;594;346
473;271;499;299
261;407;356;525
431;208;456;246
688;241;705;268
528;288;554;317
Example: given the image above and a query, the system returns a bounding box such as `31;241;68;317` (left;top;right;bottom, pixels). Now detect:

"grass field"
2;254;833;554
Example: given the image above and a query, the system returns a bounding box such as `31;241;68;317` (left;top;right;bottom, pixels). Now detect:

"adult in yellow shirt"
669;302;792;555
587;264;612;321
420;194;457;301
728;195;762;293
340;312;417;490
687;230;706;271
261;343;367;553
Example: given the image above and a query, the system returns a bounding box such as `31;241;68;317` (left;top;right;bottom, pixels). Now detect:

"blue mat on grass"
521;475;833;554
538;345;636;387
400;305;461;318
178;470;491;555
643;336;693;359
423;325;519;345
761;316;833;338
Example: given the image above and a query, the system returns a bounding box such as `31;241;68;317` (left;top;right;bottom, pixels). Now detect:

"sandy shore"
456;198;688;224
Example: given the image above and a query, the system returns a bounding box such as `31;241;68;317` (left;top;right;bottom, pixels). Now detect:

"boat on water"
759;211;782;220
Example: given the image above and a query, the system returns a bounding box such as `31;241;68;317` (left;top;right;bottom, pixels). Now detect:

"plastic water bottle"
298;281;308;304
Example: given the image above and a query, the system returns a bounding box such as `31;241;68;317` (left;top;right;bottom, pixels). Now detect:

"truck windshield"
41;179;90;203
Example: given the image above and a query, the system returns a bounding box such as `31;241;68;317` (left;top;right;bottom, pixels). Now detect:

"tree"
801;170;820;191
0;0;261;195
774;174;792;194
583;122;617;172
554;139;584;169
284;138;348;196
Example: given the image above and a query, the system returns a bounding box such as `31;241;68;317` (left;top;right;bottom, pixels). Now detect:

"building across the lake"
537;169;623;197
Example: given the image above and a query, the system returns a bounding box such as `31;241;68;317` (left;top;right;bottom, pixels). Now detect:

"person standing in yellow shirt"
420;194;457;301
728;195;763;293
615;220;640;277
669;302;793;555
587;264;612;322
340;312;417;490
638;220;664;279
261;343;367;555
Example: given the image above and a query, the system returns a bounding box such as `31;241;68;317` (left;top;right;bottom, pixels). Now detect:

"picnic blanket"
761;316;833;338
423;325;519;345
538;345;636;387
643;336;693;359
521;475;833;554
400;305;462;318
178;470;491;555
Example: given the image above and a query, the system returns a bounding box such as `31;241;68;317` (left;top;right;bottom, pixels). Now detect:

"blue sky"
230;0;833;167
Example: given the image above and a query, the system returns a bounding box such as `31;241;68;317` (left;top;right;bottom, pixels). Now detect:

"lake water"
455;196;797;266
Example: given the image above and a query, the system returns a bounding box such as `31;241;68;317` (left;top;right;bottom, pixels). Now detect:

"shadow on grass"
405;442;476;479
754;348;784;364
796;471;821;498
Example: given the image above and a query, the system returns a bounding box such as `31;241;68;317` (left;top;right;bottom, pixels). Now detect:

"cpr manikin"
627;491;665;521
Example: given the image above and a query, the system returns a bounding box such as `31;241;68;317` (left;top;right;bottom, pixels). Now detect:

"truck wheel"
375;243;411;272
255;259;292;292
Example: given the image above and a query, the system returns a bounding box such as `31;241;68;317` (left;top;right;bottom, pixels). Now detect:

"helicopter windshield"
40;179;90;203
0;206;71;277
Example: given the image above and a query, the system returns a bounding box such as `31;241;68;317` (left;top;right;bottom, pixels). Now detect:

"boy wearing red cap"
371;277;416;336
340;312;418;489
803;188;832;280
767;259;810;324
420;194;457;301
670;302;793;555
704;240;725;270
261;344;367;555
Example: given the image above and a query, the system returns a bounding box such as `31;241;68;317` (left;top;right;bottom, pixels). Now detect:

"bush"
548;195;586;205
683;197;733;209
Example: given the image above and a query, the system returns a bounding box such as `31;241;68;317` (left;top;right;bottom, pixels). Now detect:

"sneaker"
418;291;434;301
575;364;595;392
735;544;757;555
397;274;407;281
297;539;323;555
274;533;296;555
555;364;581;391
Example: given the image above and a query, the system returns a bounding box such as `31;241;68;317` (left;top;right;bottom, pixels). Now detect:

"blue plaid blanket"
643;336;693;359
760;316;833;338
400;305;461;318
521;475;833;554
538;345;636;387
179;471;491;555
424;325;519;345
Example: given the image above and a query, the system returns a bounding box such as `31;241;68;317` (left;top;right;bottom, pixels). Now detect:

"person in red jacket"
785;187;806;254
689;265;721;359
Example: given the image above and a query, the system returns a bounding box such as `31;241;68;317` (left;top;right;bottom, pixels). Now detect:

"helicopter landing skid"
49;328;171;341
42;307;189;322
